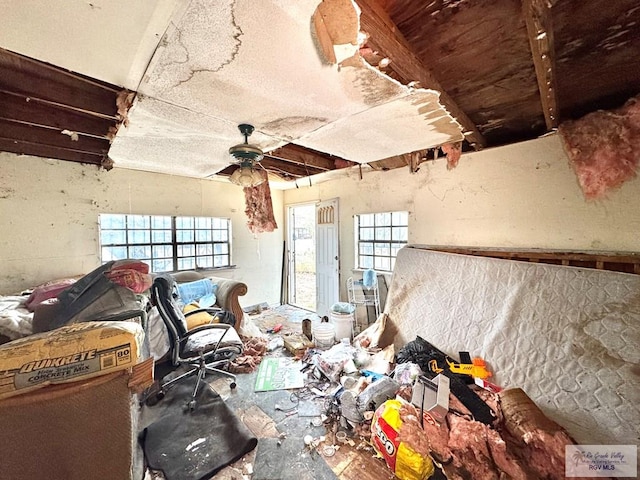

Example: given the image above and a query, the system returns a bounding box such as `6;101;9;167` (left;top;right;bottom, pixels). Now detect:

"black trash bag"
397;336;496;425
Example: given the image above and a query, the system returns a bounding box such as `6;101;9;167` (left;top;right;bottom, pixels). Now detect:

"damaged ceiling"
0;0;638;184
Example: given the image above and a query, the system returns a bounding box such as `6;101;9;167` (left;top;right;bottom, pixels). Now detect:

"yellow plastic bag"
371;399;434;480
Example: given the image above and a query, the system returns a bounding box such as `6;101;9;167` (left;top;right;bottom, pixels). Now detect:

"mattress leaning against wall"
381;246;640;446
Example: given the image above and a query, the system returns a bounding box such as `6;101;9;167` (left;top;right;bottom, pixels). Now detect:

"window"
354;211;408;272
99;214;232;272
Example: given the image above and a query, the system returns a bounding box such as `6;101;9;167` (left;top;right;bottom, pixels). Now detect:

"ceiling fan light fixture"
228;123;265;187
229;162;266;187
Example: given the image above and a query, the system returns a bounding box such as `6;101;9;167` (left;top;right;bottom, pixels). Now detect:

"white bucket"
330;311;354;342
312;322;335;350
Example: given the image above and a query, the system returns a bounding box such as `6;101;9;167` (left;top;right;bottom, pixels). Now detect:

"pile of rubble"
262;314;597;480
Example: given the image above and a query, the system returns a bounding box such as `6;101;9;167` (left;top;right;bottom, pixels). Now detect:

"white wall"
2;134;639;301
0;153;285;305
283;134;640;298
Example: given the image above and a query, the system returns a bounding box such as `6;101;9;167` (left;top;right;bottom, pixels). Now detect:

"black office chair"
150;275;243;410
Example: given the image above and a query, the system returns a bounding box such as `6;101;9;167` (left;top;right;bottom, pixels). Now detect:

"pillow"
176;279;217;306
25;279;77;312
183;303;218;330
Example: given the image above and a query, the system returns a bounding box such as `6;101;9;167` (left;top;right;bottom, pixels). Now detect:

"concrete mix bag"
371;398;435;480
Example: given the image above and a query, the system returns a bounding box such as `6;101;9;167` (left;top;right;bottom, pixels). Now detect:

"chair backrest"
151;275;190;343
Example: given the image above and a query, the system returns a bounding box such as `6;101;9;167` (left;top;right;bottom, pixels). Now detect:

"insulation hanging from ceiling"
244;171;278;234
558;94;640;199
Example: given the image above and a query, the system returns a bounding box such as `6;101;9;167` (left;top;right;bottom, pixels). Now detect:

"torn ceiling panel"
297;87;462;162
112;0;462;172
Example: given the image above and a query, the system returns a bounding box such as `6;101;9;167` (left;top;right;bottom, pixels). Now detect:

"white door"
316;198;340;317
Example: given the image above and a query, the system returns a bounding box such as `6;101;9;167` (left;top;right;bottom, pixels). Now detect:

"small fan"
228;124;265;187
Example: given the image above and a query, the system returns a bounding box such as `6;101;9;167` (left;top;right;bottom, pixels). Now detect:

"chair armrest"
184;307;222;318
208;277;247;330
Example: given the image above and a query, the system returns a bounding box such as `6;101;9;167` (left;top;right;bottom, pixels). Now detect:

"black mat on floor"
141;382;257;480
252;437;338;480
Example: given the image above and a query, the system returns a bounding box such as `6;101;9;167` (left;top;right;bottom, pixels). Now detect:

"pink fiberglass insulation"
559;94;640;199
441;142;462;170
243;171;278;234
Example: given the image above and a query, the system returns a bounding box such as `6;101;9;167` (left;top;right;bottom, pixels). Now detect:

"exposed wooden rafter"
266;143;350;171
523;0;559;129
0;47;129;167
356;0;487;149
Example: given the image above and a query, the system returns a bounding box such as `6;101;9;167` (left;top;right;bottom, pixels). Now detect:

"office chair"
150;275;243;410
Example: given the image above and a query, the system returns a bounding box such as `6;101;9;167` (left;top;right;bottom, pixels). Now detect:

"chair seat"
183;326;243;359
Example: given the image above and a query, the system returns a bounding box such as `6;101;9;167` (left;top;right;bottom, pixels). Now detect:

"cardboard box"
283;333;314;356
0;319;144;399
411;373;450;423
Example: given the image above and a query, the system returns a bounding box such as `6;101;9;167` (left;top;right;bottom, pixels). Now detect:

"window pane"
100;214;126;229
176;230;194;242
129;245;151;258
375;212;391;225
213;255;228;267
153;259;172;272
153;245;172;258
359;214;374;227
214;243;229;255
360;227;374;240
197;256;213;268
102;246;127;260
392;226;408;241
360;256;374;269
129;215;150;229
152;230;172;243
129;230;150;244
196;229;212;242
197;244;212;256
375;227;391;240
374;244;390;256
101;230;126;245
151;216;171;229
392;211;408;225
176;217;193;229
374;257;391;271
178;245;195;256
359;242;373;255
195;217;210;229
178;257;195;270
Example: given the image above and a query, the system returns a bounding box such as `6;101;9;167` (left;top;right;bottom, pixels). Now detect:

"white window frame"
99;214;232;273
354;211;408;273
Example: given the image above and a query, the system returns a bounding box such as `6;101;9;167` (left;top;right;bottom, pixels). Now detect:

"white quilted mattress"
384;246;640;446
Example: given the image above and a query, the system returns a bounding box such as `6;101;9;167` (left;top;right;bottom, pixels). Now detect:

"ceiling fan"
228;124;266;187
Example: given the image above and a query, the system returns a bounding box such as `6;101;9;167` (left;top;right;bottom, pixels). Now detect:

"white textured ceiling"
0;0;463;179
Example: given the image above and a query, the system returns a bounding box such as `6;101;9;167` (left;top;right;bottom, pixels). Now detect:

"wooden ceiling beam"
0;91;117;137
0;48;121;116
523;0;559;129
261;157;325;177
266;143;350;171
356;0;487;149
0;119;111;154
0;137;105;165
